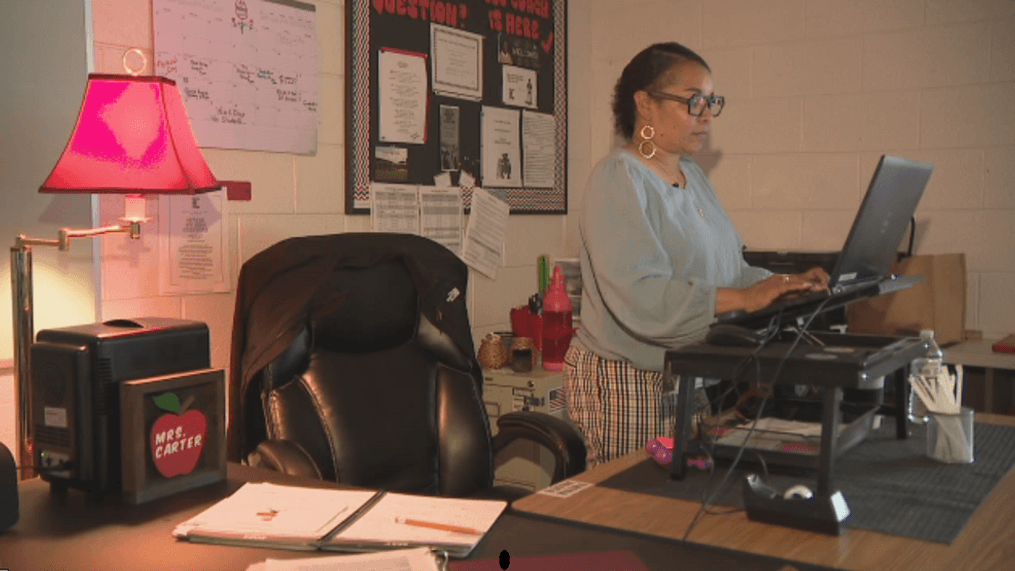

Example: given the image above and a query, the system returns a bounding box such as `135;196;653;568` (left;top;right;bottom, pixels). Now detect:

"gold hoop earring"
638;125;656;159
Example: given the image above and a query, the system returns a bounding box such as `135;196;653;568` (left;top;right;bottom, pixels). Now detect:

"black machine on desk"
30;317;211;497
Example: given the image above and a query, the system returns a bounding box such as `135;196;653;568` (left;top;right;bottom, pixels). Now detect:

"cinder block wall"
573;0;1015;340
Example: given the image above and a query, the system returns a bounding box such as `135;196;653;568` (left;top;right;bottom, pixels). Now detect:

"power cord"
681;297;832;541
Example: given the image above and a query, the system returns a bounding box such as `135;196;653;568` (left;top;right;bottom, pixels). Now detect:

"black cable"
682;341;768;539
752;449;770;481
681;297;832;542
691;319;779;517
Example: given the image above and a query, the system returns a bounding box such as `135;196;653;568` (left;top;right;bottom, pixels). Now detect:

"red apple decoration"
150;392;207;478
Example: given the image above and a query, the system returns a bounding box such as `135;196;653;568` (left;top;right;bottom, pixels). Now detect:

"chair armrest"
247;440;324;480
492;411;586;483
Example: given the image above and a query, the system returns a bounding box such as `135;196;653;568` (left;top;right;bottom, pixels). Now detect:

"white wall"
576;0;1015;340
0;0;96;457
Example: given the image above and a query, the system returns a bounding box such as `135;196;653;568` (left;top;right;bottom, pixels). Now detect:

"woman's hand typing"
716;266;829;315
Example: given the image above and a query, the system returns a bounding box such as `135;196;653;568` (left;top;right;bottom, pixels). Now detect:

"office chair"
227;233;586;499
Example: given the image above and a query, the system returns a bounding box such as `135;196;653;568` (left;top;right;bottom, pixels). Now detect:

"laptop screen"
713;155;934;329
828;155;934;290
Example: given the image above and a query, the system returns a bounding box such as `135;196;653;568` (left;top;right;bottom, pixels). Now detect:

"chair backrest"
231;233;492;497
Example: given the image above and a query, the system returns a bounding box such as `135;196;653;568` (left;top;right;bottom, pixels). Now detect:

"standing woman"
565;42;827;467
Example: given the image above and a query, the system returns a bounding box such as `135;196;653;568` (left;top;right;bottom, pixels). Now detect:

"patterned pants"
564;344;683;467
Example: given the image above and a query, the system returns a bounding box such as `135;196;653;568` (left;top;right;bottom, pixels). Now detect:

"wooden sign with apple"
120;368;226;504
151;392;207;478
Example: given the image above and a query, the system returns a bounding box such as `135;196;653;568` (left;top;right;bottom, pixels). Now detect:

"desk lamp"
10;56;243;477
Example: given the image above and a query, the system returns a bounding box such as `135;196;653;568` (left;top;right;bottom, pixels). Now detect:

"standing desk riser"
665;332;928;499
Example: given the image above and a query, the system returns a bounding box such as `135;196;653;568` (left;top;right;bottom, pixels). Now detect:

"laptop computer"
714;155;934;332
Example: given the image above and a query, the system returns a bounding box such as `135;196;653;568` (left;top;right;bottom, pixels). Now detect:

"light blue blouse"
574;148;771;371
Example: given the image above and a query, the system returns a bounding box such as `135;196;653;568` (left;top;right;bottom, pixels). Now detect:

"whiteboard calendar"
154;0;318;154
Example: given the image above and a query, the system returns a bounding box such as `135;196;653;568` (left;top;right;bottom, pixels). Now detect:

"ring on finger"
782;274;790;284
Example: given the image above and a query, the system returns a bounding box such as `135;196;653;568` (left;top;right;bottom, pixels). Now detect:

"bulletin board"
345;0;568;214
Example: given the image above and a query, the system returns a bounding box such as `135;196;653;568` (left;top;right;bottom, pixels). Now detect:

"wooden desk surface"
0;464;808;571
512;414;1015;571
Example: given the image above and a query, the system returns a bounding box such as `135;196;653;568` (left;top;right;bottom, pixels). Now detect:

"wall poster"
154;0;319;154
346;0;567;214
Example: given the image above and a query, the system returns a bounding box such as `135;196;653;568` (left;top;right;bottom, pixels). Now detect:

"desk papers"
173;482;507;557
325;492;505;554
252;547;443;571
710;418;847;453
173;483;375;547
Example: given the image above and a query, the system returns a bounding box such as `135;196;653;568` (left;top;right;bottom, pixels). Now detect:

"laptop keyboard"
772;288;831;307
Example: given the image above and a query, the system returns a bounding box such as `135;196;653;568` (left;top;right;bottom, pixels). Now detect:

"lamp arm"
60;222;141;247
15;221;140;252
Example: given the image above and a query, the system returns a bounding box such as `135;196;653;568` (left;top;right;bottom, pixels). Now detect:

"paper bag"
847;253;967;345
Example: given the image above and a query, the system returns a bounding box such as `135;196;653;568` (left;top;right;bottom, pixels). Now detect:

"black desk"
0;463;817;571
666;333;926;499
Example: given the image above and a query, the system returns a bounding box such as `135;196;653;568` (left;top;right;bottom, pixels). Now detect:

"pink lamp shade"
39;74;220;195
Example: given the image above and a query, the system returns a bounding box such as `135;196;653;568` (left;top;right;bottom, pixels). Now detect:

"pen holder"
511;348;533;372
926;407;974;464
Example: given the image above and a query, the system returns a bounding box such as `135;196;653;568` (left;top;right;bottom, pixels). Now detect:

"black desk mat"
598;421;1015;544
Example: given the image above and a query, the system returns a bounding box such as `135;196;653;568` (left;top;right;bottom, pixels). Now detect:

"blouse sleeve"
581;158;717;347
736;260;773;287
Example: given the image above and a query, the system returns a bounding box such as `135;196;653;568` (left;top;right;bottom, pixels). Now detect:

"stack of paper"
174;482;507;558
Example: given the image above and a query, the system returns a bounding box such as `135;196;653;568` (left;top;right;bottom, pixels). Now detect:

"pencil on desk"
395;517;481;535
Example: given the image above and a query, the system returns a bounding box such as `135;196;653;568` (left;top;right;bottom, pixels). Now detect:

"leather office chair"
227;233;586;499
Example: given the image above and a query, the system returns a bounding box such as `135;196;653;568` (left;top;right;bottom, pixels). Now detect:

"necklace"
631;146;705;218
654;157;686;188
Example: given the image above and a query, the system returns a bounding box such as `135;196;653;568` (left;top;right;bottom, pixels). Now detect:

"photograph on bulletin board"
346;0;567;214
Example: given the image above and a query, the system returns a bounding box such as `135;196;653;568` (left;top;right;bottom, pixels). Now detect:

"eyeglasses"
648;91;725;117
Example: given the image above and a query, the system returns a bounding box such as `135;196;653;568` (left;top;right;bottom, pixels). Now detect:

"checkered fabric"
563;345;684;467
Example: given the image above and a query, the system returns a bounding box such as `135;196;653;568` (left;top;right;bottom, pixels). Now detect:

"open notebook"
173;482;507;558
716;155;934;331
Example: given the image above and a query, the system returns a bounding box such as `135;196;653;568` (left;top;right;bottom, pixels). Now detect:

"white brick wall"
579;0;1015;340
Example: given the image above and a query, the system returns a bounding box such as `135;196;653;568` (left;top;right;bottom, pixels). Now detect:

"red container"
530;313;543;352
510;306;531;337
541;267;573;371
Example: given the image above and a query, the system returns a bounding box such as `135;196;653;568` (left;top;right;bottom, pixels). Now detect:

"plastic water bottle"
540;266;573;371
909;330;944;424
